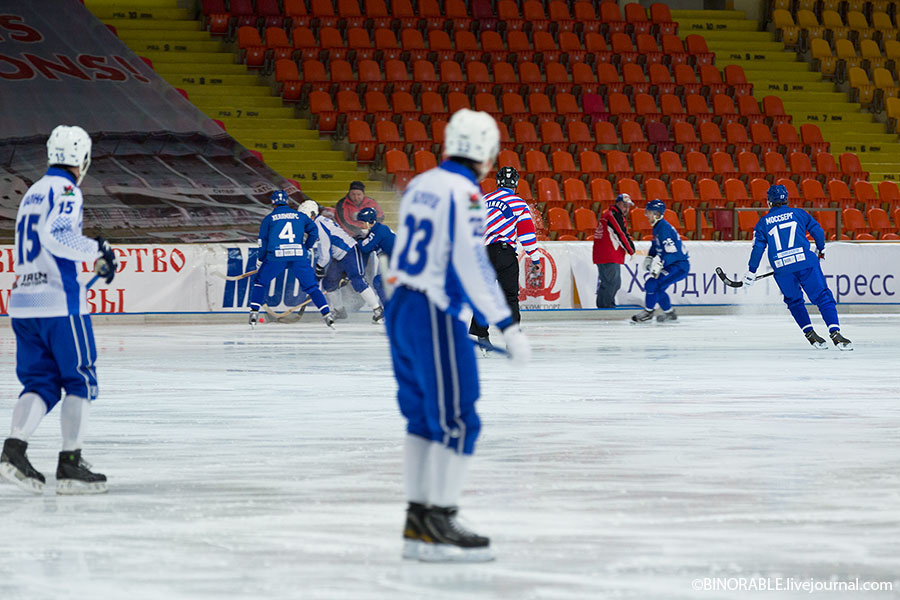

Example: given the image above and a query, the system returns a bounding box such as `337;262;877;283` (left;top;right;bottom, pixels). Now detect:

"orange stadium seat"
645;177;670;201
661;94;687;123
400;29;429;63
649;65;677;95
523;0;550;32
815;152;841;180
412;60;439;94
713;152;739;180
385;149;414;189
674;64;702;96
738;151;764;179
801;178;827;206
737;95;764;126
318;27;346;61
274;59;302;101
621;120;649;152
581;151;606;179
752;125;779;154
699;122;726;153
637;34;664;65
867;208;893;237
237;26;266;68
564;179;591;209
547;207;575;238
662;34;689;66
633;151;660;180
573;206;598;237
671;178;697;211
625;3;652;35
660;150;687;180
650;2;678;36
403;121;431;153
840;153;869;182
348;120;376;162
448;91;470;113
364;0;392;29
700;65;728;96
789;152;817;181
574;1;600;34
309;91;338;133
329;59;357;93
853;180;879;210
762;96;792;125
686;151;714;180
375;120;404;153
724;65;753;96
439;61;466;93
617;177;643;201
724;178;751;207
725;123;752;154
673;121;701;153
291;27;318;61
553;151;580;181
594;121;618;149
685;35;714;65
390;91;418;121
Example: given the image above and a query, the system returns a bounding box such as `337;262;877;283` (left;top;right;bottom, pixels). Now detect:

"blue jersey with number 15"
749;205;825;274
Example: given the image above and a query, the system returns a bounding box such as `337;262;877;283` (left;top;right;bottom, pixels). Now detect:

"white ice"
1;312;899;600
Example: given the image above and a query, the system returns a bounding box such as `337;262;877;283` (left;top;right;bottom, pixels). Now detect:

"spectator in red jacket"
592;193;636;308
335;181;384;238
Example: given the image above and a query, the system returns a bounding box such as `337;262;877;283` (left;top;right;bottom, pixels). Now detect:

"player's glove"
642;256;653;272
817;249;825;261
501;325;531;366
93;237;117;285
315;263;326;280
526;261;542;286
256;258;263;270
742;270;756;288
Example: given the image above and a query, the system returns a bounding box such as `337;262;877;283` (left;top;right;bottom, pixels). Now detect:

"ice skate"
829;330;853;351
0;438;45;494
56;450;107;495
418;506;493;563
248;310;259;327
631;308;655;323
333;307;348;320
323;312;336;329
656;309;677;323
804;328;827;349
402;502;428;560
372;305;384;324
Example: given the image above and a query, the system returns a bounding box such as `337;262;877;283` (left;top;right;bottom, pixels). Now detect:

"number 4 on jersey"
278;222;296;244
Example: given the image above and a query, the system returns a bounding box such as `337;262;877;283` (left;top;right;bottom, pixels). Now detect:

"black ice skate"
804;328;827;349
657;309;678;323
333;307;348;320
631;309;655;323
248;310;259;327
829;330;853;351
0;438;45;493
323;312;336;329
402;502;428;560
418;506;494;563
56;450;107;495
372;305;385;324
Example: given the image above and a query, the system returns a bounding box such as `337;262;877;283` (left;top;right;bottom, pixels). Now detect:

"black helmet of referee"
496;166;519;190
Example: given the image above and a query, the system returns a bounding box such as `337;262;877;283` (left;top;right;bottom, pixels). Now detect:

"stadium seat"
348;120;376;162
649;2;678;36
683;207;712;239
685;35;714;66
724;178;751;207
840;153;869;182
275;59;302;101
438;60;466;93
699;122;726;153
724;65;753;96
412;60;439;94
867;208;892;237
403;121;431;154
827;179;852;207
552;151;580;181
564;179;591;210
526;150;554;181
645;177;670;202
401;29;429;63
630;209;653;240
385;149;414;189
390;91;419;121
573;206;598;238
842;207;867;238
237;26;266;68
671;178;697;211
686;151;714;180
815;152;841;180
291;27;318;61
659;150;687;180
309;91;338;133
617;177;643;201
606;150;634;178
590;177;616;203
581;151;606;179
853;180;879;210
547;206;575;238
712;152;740;180
540;180;565;208
789;152;817;181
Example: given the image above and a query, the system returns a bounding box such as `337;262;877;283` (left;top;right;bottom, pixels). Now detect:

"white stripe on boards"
69;316;91;393
428;301;450;444
445;312;464;455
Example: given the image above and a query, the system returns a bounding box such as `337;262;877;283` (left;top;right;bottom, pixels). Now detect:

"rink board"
1;241;898;315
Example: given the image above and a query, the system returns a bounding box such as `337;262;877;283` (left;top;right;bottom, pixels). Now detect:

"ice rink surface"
1;312;899;600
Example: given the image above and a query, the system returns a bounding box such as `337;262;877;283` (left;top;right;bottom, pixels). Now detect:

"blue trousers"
249;260;329;314
322;247;368;293
385;287;481;455
644;261;690;311
774;265;839;331
12;315;98;410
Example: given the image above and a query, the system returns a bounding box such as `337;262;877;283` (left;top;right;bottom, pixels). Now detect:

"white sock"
9;392;47;441
60;395;90;451
427;444;470;508
326;290;344;310
404;434;431;504
360;286;380;310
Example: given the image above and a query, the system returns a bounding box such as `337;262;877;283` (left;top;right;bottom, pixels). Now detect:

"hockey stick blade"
210;269;258;282
715;267;775;288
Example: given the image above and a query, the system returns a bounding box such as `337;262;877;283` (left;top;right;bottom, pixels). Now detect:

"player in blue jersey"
356;206;396;304
1;125;117;495
386;109;531;563
299;201;384;323
743;184;852;350
248;191;334;328
632;199;691;323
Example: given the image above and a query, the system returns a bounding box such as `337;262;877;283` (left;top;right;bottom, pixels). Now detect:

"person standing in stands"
335;181;384;238
592;193;636;308
468;166;541;352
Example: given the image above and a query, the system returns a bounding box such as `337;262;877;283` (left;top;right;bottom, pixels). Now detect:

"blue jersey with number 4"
257;205;317;262
749;205;825;274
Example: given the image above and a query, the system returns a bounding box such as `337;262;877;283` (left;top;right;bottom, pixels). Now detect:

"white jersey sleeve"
389;163;513;328
9;171;100;318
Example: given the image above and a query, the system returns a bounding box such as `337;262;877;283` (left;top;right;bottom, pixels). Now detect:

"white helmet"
47;125;92;185
298;199;319;219
443;109;500;178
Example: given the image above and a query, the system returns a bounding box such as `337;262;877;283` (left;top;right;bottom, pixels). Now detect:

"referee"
469;167;542;351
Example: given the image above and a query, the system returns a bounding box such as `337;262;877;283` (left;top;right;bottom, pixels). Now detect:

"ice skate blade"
402;539;422;560
809;342;828;350
835;342;854;351
0;462;44;494
417;543;494;563
56;479;108;495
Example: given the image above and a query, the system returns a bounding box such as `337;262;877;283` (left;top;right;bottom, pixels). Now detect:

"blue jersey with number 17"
389;160;513;328
749;205;825;274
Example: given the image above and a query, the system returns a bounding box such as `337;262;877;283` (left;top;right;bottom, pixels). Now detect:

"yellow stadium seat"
812;39;837;77
796;10;824;41
849;67;875;107
846;11;873;41
822;10;849;41
873;67;900;110
836;38;861;71
860;39;887;70
886;96;900;132
773;9;800;48
795;0;816;11
872;12;897;41
819;0;841;12
885;39;900;63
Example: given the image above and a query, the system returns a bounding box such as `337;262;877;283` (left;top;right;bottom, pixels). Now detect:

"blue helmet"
645;199;666;214
767;184;789;206
357;207;378;223
270;190;289;205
